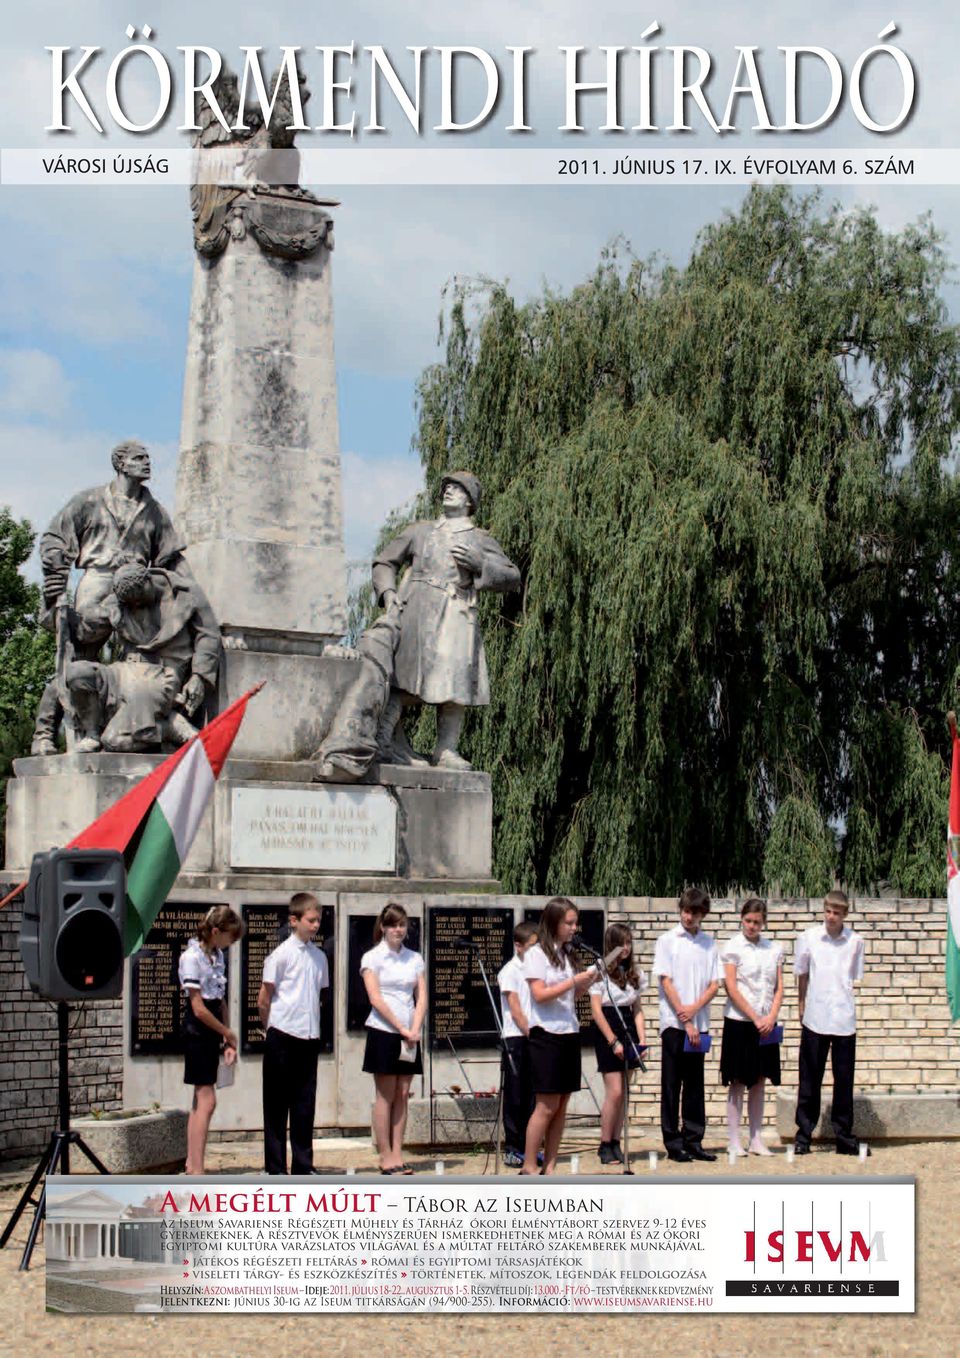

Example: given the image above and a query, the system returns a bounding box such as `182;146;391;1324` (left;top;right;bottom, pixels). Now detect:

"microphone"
450;936;478;950
572;933;601;959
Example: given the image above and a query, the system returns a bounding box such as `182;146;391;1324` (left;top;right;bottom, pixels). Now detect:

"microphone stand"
452;938;517;1175
577;939;644;1177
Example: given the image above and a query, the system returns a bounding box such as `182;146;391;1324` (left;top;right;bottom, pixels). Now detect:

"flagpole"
0;879;26;912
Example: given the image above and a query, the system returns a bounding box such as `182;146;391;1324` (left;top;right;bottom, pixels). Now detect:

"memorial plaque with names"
240;904;335;1055
523;906;605;1036
130;902;231;1056
347;914;422;1032
230;785;397;872
427;907;514;1049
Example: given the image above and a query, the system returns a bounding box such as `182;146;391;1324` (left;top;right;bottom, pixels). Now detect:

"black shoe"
793;1141;811;1155
610;1140;625;1164
598;1141;618;1165
666;1149;693;1163
687;1147;717;1162
836;1142;869;1157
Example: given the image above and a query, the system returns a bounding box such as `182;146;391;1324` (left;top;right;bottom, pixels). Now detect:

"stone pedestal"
176;195;349;760
6;185;513;1148
5;754;495;888
5;752;499;1139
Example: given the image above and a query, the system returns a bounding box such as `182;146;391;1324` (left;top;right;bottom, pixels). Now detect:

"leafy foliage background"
0;508;55;857
399;188;960;898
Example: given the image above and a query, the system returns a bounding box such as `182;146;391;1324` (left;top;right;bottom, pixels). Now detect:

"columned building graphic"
47;1190;169;1264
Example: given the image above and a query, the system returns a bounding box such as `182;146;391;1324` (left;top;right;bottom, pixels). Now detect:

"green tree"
0;508;55;855
409;187;960;897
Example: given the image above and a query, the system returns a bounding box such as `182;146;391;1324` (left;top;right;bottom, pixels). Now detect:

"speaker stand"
0;1002;111;1271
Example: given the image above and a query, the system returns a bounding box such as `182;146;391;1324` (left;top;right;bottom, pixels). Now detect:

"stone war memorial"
2;78;959;1169
2;79;514;1149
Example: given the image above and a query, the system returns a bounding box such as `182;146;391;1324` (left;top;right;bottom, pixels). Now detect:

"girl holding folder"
720;898;784;1156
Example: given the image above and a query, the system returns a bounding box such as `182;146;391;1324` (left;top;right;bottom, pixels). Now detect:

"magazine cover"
1;0;957;1353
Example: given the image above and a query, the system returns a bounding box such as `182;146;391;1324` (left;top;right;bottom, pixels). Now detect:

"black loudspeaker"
19;849;126;1000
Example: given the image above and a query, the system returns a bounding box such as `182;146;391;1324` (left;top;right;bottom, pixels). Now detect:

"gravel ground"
1;1137;958;1358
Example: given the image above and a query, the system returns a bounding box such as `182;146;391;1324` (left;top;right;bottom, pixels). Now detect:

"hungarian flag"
66;684;262;954
947;721;960;1021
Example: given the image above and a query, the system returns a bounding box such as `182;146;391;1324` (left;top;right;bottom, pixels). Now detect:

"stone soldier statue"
314;471;520;780
31;440;188;754
65;562;221;753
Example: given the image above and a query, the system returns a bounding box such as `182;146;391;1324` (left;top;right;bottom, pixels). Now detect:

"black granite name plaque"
130;902;230;1057
347;914;422;1032
428;906;514;1049
241;904;335;1055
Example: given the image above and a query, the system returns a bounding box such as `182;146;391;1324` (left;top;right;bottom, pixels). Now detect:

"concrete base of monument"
399;1084;609;1149
70;1108;187;1173
404;1095;498;1147
5;752;496;886
775;1091;960;1142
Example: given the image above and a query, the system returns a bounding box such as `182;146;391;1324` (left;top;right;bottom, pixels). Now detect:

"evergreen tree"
409;188;960;897
0;508;55;855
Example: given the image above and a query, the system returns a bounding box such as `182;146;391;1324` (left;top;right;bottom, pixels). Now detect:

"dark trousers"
263;1027;321;1174
660;1027;706;1153
502;1036;534;1152
795;1025;857;1149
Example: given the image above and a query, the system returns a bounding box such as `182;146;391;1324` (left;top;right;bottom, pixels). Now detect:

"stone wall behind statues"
0;889;953;1159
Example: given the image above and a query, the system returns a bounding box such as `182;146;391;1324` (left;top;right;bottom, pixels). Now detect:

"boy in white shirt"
793;890;866;1156
654;887;721;1162
497;921;538;1168
258;892;330;1174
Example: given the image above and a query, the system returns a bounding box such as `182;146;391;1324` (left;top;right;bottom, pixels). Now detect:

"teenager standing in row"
522;898;601;1175
361;903;427;1175
794;889;866;1155
497;921;539;1168
258;893;330;1175
654;888;720;1162
590;923;647;1165
179;905;243;1175
720;898;783;1156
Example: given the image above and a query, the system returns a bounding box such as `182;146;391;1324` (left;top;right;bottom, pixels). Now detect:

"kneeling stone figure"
66;561;221;753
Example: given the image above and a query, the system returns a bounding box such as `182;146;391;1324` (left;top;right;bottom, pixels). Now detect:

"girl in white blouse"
720;898;784;1156
522;898;602;1175
360;902;427;1175
589;923;647;1165
179;905;243;1175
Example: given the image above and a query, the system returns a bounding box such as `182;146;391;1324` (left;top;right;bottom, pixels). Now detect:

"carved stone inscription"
229;785;397;871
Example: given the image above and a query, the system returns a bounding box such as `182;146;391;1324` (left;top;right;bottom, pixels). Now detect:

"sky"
1;1;958;574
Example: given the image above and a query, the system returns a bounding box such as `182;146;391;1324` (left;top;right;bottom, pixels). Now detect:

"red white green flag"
947;723;960;1022
68;685;262;954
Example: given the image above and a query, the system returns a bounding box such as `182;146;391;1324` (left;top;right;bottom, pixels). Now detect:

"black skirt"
593;1005;644;1074
363;1026;423;1076
182;997;223;1087
719;1015;781;1088
528;1026;581;1095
